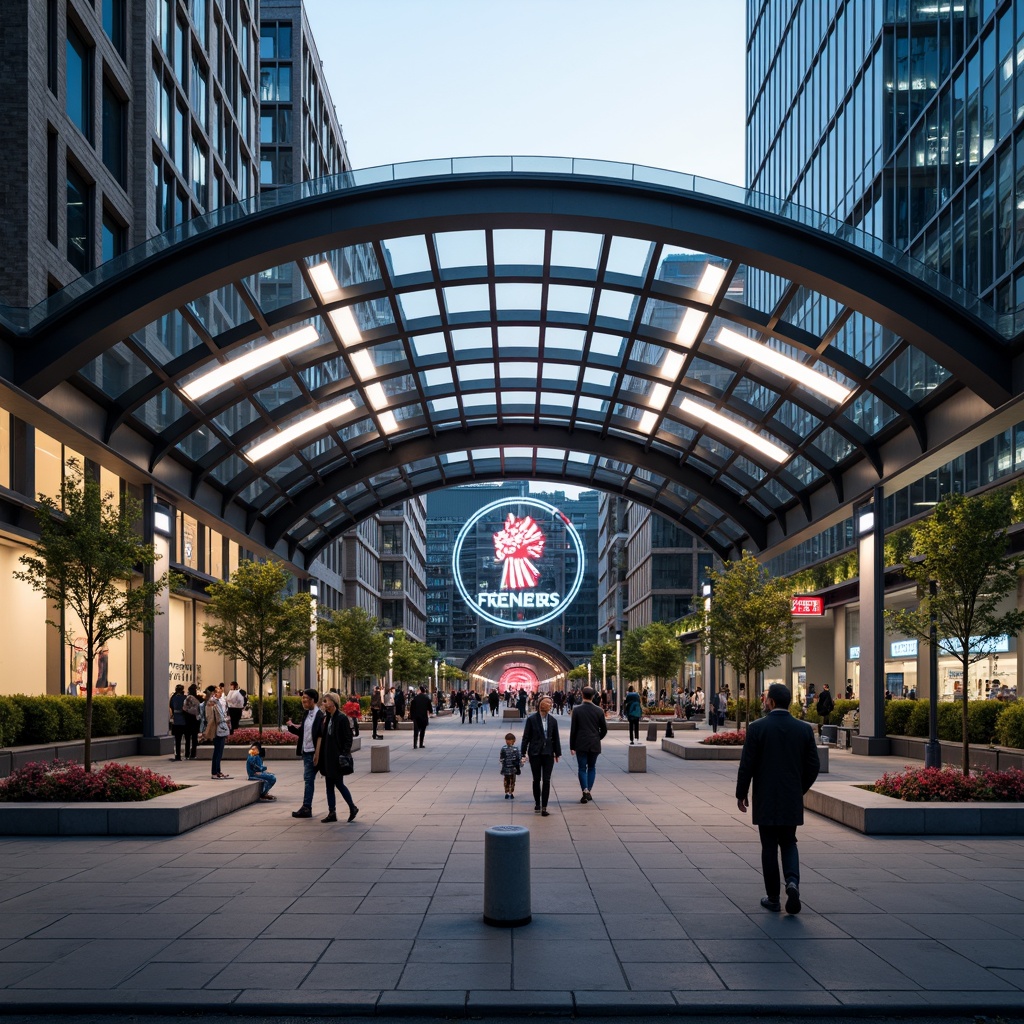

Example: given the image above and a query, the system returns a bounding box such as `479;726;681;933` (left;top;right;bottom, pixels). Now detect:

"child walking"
246;743;277;800
499;732;522;799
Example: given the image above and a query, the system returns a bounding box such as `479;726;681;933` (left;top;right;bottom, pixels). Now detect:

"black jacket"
521;712;562;760
287;707;324;758
736;710;820;826
318;709;353;780
409;693;433;720
569;700;608;753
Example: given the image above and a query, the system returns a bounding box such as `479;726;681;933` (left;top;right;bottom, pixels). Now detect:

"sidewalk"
1;711;1023;1017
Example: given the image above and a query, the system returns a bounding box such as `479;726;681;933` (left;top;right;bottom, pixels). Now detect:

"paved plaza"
1;712;1023;1017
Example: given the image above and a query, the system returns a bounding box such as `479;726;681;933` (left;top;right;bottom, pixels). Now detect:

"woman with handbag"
316;692;358;823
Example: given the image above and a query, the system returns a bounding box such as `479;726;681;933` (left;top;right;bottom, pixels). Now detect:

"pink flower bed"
873;766;1024;802
0;760;181;802
702;730;746;746
226;728;294;746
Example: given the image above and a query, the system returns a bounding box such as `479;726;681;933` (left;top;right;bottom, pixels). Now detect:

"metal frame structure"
1;157;1019;568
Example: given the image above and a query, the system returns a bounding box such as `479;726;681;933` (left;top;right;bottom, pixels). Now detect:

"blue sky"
303;0;747;185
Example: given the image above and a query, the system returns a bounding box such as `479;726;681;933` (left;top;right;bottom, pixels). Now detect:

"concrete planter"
886;735;1024;771
0;778;259;836
805;781;1024;835
661;738;743;760
192;736;361;759
0;736;145;778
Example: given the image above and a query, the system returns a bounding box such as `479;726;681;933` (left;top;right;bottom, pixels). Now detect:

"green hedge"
886;698;1015;745
0;694;146;748
249;696;305;728
995;702;1024;748
726;697;762;722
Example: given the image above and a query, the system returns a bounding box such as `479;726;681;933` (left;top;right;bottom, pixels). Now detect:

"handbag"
337;752;354;776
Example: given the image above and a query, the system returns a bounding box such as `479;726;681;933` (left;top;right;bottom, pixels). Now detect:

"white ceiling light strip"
716;327;851;404
675;263;727;347
679;398;788;463
181;325;320;401
245;398;356;462
308;260;363;347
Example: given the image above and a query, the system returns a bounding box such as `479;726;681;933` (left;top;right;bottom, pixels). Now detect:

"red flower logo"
494;513;545;590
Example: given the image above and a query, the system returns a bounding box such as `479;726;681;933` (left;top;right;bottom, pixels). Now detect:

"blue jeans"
251;771;276;796
301;751;316;809
211;735;226;775
326;777;356;814
575;750;599;792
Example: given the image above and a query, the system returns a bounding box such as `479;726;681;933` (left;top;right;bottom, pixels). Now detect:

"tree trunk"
257;676;264;736
961;653;970;776
84;640;94;772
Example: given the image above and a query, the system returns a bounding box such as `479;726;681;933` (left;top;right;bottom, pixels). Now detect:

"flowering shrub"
702;730;746;745
0;760;181;802
873;765;1024;802
225;728;294;746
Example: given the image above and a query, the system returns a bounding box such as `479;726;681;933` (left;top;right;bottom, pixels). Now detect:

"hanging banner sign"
791;596;825;616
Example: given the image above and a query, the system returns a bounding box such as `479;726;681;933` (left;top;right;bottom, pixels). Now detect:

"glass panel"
411;332;447;357
177;425;220;460
189;282;250;338
257;263;308;313
434;230;487;268
544;328;586;352
398;289;440;321
443;284;489;314
450;327;492;353
547;285;594;314
78;341;150;397
597;289;638;320
605;236;654;277
492;228;545;265
214;398;261;434
812;427;855;463
550;230;602;268
381;234;430;277
686;356;734;391
209;453;245;484
138;391;186;433
497;326;540;350
495;283;542;308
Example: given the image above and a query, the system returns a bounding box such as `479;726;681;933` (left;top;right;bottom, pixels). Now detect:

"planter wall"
0;736;144;779
886;735;1024;771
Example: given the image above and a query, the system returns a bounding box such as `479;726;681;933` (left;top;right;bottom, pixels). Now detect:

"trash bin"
483;825;531;927
820;725;838;745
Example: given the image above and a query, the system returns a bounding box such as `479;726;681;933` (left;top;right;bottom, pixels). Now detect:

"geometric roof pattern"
1;157;1019;568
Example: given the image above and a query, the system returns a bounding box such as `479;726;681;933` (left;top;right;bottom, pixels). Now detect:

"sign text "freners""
477;591;562;610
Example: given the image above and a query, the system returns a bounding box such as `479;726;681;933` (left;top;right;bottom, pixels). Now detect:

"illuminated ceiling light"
377;410;398;435
716;327;852;404
679;398;788;463
675;306;707;347
696;263;727;296
328;305;363;347
308;261;343;303
245;398;356;462
181;325;319;401
349;348;376;381
660;350;685;380
648;383;671;410
638;410;659;434
364;382;389;411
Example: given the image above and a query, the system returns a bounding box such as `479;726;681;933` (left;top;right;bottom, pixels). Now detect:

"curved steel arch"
1;160;1018;567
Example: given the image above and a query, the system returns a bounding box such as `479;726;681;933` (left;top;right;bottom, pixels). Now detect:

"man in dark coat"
569;686;608;804
815;684;834;722
409;685;433;749
736;682;820;915
520;695;561;816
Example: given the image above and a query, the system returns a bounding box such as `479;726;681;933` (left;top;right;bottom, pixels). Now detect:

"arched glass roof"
1;158;1018;566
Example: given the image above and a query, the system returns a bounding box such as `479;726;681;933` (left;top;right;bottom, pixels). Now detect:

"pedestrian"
735;682;820;915
516;689;528;719
285;688;324;818
712;690;727;734
182;683;201;759
569;686;608;803
168;684;187;761
342;695;361;736
499;732;522;798
469;691;480;722
203;684;230;779
383;686;396;731
246;743;277;800
409;684;433;748
489;689;500;717
224;681;245;733
317;692;358;823
623;684;643;744
521;694;561;816
369;687;383;739
395;685;406;722
815;684;834;723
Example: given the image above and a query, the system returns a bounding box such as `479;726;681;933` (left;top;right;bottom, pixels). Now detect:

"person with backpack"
623;685;643;744
182;683;201;760
815;684;834;724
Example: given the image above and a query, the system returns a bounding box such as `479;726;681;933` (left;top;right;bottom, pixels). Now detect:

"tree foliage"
702;551;797;728
317;606;387;690
202;560;312;734
389;629;435;685
14;460;171;770
884;491;1024;775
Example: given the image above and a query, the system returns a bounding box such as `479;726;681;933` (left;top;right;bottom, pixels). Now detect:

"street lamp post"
387;632;394;692
615;631;622;711
587;662;592;687
703;583;715;721
602;651;607;693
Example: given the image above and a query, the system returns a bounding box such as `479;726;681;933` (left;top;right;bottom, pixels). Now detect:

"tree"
703;551;797;729
15;460;171;771
202;560;312;735
884;491;1024;775
567;665;589;685
317;606;387;692
390;629;435;686
639;622;685;699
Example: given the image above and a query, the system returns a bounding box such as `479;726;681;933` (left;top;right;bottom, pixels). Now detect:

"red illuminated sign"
791;596;824;616
494;513;546;590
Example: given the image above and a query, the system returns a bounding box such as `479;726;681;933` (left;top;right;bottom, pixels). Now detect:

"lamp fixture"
674;264;725;347
716;327;851;404
349;348;376;381
679;397;788;463
857;506;876;535
181;325;319;401
308;261;363;346
245;398;356;462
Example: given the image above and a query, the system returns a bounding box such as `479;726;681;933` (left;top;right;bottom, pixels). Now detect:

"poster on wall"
69;642;112;695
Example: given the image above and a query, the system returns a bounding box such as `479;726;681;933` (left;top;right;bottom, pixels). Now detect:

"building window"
259;65;290;102
101;79;127;186
101;209;125;264
47;130;58;244
66;164;91;272
260;23;291;59
66;24;92;140
382;564;403;592
103;0;126;57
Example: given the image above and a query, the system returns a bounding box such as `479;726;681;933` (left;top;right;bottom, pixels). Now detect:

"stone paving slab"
1;712;1023;1016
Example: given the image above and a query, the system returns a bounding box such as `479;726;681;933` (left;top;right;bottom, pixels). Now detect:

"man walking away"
623;685;643;744
815;684;834;727
736;682;819;915
569;686;608;803
409;685;433;749
225;682;245;734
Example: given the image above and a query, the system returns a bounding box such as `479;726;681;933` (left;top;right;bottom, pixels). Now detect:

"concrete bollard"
646;721;658;742
370;745;390;773
664;721;674;738
627;744;647;772
816;744;829;774
483;825;531;927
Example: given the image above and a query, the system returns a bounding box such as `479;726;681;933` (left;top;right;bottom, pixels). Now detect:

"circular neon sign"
452;497;586;629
